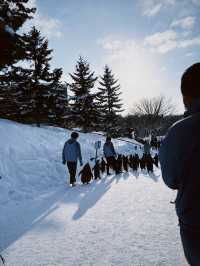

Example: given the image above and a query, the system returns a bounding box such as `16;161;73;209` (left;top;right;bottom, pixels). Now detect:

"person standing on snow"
159;63;200;265
103;136;116;175
143;140;151;154
62;132;83;186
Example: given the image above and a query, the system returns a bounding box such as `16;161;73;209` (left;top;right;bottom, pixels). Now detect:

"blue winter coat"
103;141;116;158
62;138;82;163
159;99;200;230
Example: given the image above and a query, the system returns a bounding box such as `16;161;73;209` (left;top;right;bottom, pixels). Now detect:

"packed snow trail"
0;119;184;265
2;171;183;266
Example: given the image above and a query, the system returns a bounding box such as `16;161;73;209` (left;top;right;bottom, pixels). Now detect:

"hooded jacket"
159;99;200;230
62;138;82;163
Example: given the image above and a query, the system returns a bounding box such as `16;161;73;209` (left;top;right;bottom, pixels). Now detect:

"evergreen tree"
47;82;70;127
18;27;62;126
0;0;35;119
69;57;99;132
97;65;123;135
0;67;21;119
0;0;35;70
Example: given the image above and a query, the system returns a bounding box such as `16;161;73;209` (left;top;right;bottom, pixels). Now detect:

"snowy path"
1;170;184;266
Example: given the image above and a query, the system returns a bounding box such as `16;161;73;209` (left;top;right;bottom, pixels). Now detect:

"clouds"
143;12;199;54
98;36;174;111
105;0;199;112
179;37;200;48
21;0;198;114
33;14;62;39
140;0;200;18
24;0;62;39
143;3;162;17
141;0;175;17
144;29;200;54
171;16;195;30
144;30;178;53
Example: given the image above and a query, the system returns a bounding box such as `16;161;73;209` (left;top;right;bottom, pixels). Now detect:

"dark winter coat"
62;138;82;163
103;141;116;158
159;99;200;230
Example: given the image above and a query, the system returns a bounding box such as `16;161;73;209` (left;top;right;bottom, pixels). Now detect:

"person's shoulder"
170;113;200;133
170;116;187;130
166;113;200;145
75;140;81;146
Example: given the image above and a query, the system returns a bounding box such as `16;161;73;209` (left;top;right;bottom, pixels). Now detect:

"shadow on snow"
1;170;160;252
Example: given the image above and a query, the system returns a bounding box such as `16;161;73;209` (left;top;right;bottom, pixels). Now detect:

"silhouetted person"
159;63;200;265
103;136;116;175
143;140;151;154
62;132;83;186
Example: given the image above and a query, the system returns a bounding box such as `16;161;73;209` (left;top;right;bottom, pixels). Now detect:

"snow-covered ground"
0;119;184;265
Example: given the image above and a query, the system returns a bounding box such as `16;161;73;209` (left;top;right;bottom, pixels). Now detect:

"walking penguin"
79;163;93;184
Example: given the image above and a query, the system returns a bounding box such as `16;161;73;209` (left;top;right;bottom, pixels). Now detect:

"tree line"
0;0;123;135
0;0;180;138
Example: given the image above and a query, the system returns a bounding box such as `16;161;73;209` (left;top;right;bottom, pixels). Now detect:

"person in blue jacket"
103;136;116;175
62;132;83;186
159;63;200;266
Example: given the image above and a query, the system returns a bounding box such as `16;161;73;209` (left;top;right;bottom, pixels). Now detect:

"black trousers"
106;156;116;174
67;161;77;184
180;226;200;266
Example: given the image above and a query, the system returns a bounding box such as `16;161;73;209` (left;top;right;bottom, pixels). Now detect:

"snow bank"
0;119;142;205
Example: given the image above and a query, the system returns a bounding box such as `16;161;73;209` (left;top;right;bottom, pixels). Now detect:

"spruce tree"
19;27;62;126
69;57;98;132
47;82;70;127
0;67;21;119
97;65;123;135
0;0;35;70
0;0;35;119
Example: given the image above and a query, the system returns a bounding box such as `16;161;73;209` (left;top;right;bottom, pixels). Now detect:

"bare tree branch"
130;96;177;134
131;96;176;117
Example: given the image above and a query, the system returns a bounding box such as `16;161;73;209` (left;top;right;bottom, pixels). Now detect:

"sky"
24;0;200;114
